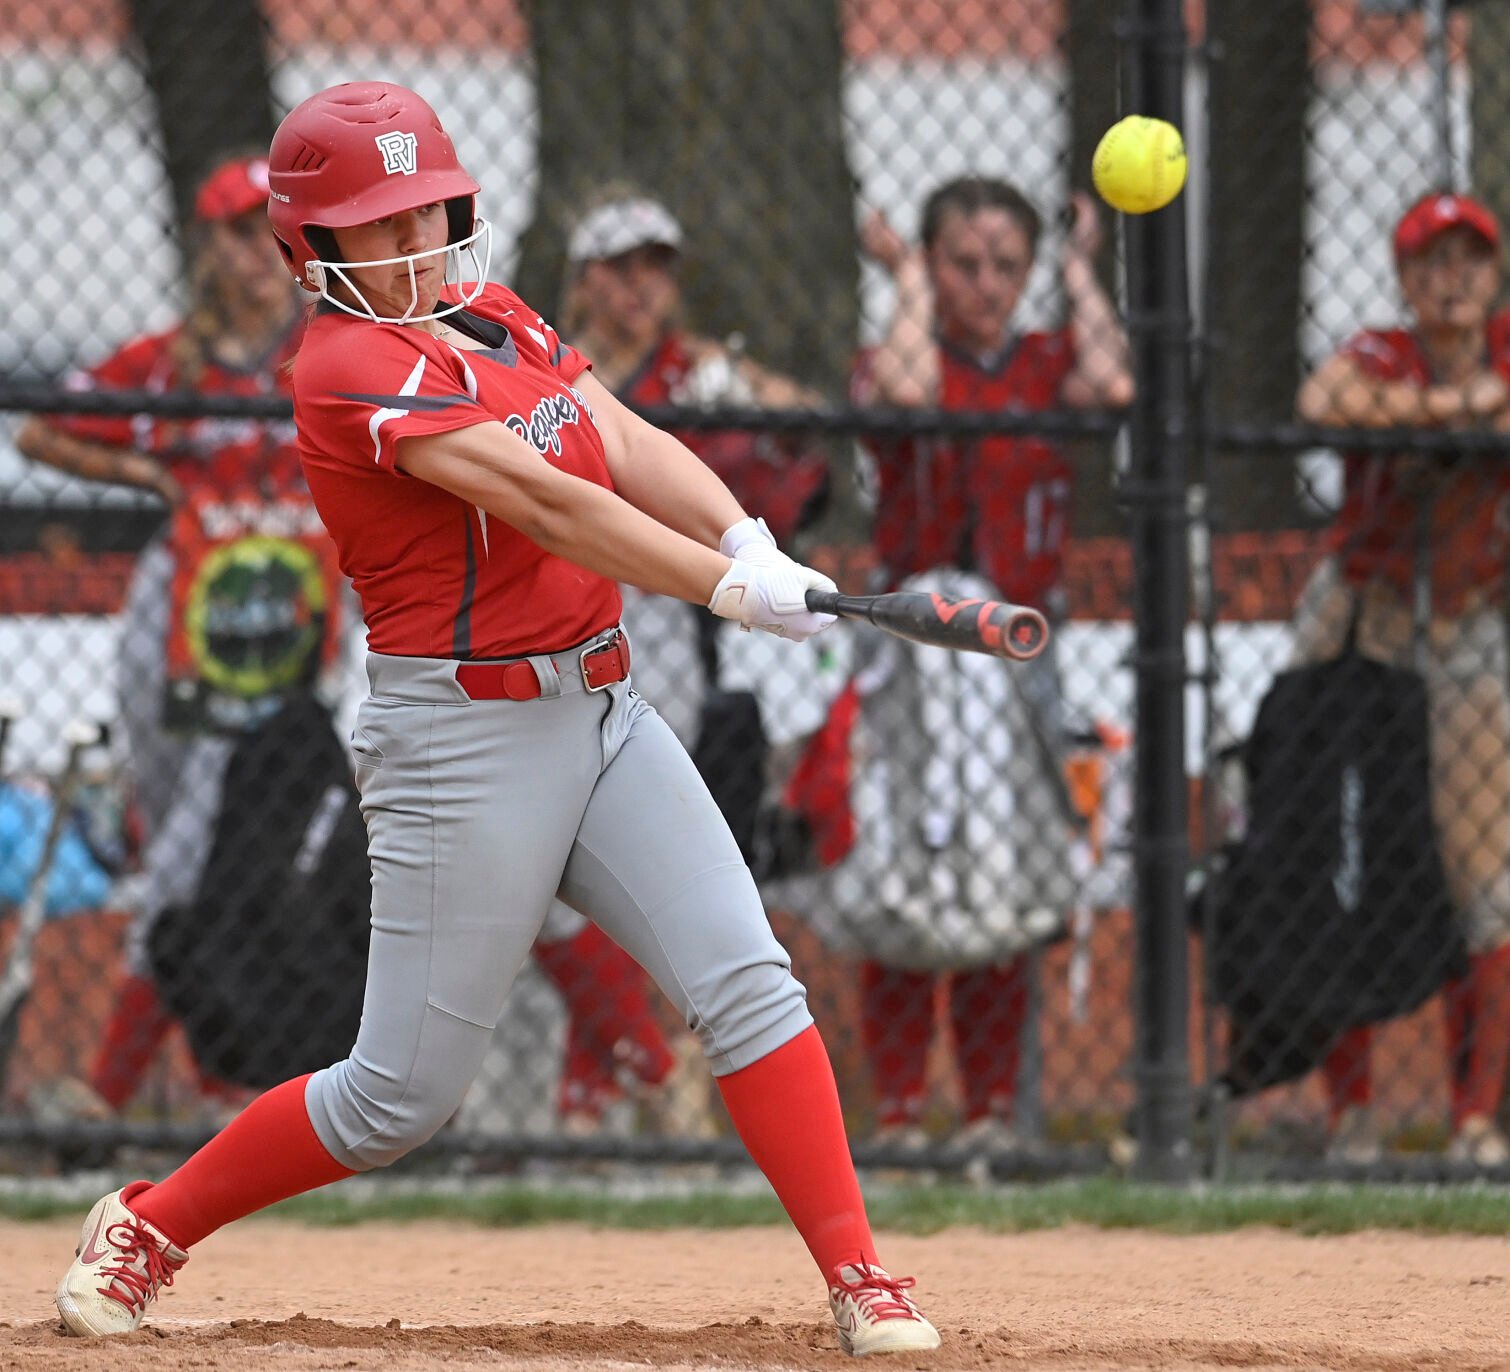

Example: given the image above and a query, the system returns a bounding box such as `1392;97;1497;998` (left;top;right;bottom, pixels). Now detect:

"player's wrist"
718;516;777;560
708;557;837;641
719;517;796;575
708;557;759;628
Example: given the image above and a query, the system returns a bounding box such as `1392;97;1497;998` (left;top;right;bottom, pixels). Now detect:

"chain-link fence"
1;0;1508;1184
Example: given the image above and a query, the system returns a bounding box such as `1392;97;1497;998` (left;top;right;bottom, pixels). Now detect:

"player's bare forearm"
398;422;731;604
521;477;731;601
612;419;745;545
575;370;745;545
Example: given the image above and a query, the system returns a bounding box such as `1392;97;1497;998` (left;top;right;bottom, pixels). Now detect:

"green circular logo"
184;535;328;697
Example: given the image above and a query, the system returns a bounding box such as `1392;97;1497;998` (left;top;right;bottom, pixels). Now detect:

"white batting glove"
708;557;838;642
718;516;783;566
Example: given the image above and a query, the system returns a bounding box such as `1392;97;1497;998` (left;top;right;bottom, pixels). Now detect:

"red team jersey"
856;330;1076;609
294;284;621;660
49;322;303;496
1333;315;1510;615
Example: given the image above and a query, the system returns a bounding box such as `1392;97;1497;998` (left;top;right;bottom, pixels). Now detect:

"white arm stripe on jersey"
367;354;430;464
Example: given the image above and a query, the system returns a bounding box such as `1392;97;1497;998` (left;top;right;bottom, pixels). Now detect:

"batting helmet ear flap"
282;225;342;295
444;197;474;246
305;226;342;265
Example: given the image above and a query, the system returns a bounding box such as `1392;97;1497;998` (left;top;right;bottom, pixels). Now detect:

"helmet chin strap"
308;219;493;324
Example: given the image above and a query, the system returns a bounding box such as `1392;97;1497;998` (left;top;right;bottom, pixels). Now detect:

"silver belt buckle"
579;629;624;692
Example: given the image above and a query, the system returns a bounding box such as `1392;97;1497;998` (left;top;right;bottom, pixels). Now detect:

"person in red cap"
1294;188;1510;1169
14;150;323;1121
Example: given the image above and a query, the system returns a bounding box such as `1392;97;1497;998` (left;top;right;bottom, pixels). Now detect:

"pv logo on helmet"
375;131;418;176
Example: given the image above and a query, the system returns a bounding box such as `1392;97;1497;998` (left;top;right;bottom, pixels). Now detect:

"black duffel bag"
1205;621;1467;1095
150;691;371;1086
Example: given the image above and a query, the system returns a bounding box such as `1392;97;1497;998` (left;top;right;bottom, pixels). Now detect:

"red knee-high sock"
533;925;673;1089
131;1074;355;1250
859;961;933;1125
1447;945;1510;1126
716;1025;875;1277
1321;1025;1373;1126
90;974;177;1111
951;957;1030;1121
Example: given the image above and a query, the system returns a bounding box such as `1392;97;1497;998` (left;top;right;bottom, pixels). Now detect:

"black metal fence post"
1123;0;1196;1182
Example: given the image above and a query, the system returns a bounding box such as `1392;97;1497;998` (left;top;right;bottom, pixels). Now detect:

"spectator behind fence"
14;151;317;1120
49;82;943;1353
559;186;831;546
527;187;837;1137
843;177;1131;1153
1293;190;1510;1168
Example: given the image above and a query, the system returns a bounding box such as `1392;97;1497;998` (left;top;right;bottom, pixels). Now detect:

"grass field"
4;1174;1507;1235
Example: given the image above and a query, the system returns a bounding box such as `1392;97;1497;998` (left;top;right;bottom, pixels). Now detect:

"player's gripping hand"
708;555;838;642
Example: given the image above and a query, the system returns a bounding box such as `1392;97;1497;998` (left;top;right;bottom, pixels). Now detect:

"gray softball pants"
305;636;813;1171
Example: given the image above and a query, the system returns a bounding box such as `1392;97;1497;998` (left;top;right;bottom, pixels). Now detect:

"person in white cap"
560;187;829;544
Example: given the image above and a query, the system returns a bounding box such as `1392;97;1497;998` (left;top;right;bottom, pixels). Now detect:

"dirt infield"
1;1219;1507;1370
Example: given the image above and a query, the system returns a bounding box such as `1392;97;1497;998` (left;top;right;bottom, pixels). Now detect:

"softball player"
55;81;940;1357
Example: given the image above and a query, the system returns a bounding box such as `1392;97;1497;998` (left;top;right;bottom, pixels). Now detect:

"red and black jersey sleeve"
294;317;490;473
484;285;591;384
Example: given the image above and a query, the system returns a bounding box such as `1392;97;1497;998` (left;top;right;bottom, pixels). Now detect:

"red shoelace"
831;1266;921;1322
95;1220;184;1314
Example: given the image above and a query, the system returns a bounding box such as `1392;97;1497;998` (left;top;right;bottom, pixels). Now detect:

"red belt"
454;629;631;702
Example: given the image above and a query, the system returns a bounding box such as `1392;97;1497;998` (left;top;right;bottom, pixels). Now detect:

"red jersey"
856;331;1075;608
48;319;303;496
294;284;621;659
620;332;827;544
1332;315;1510;614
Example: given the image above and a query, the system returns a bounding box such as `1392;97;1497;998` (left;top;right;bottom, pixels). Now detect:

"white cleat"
828;1260;942;1356
55;1182;187;1337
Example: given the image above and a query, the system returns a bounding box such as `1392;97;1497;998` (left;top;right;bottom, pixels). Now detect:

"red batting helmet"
267;82;486;313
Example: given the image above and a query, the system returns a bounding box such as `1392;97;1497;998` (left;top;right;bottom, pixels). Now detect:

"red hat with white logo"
1393;191;1500;264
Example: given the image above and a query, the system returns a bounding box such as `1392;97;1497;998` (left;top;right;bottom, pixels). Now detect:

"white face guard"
306;218;493;323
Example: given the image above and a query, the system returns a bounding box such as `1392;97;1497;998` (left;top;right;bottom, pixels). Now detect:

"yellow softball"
1092;116;1187;215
